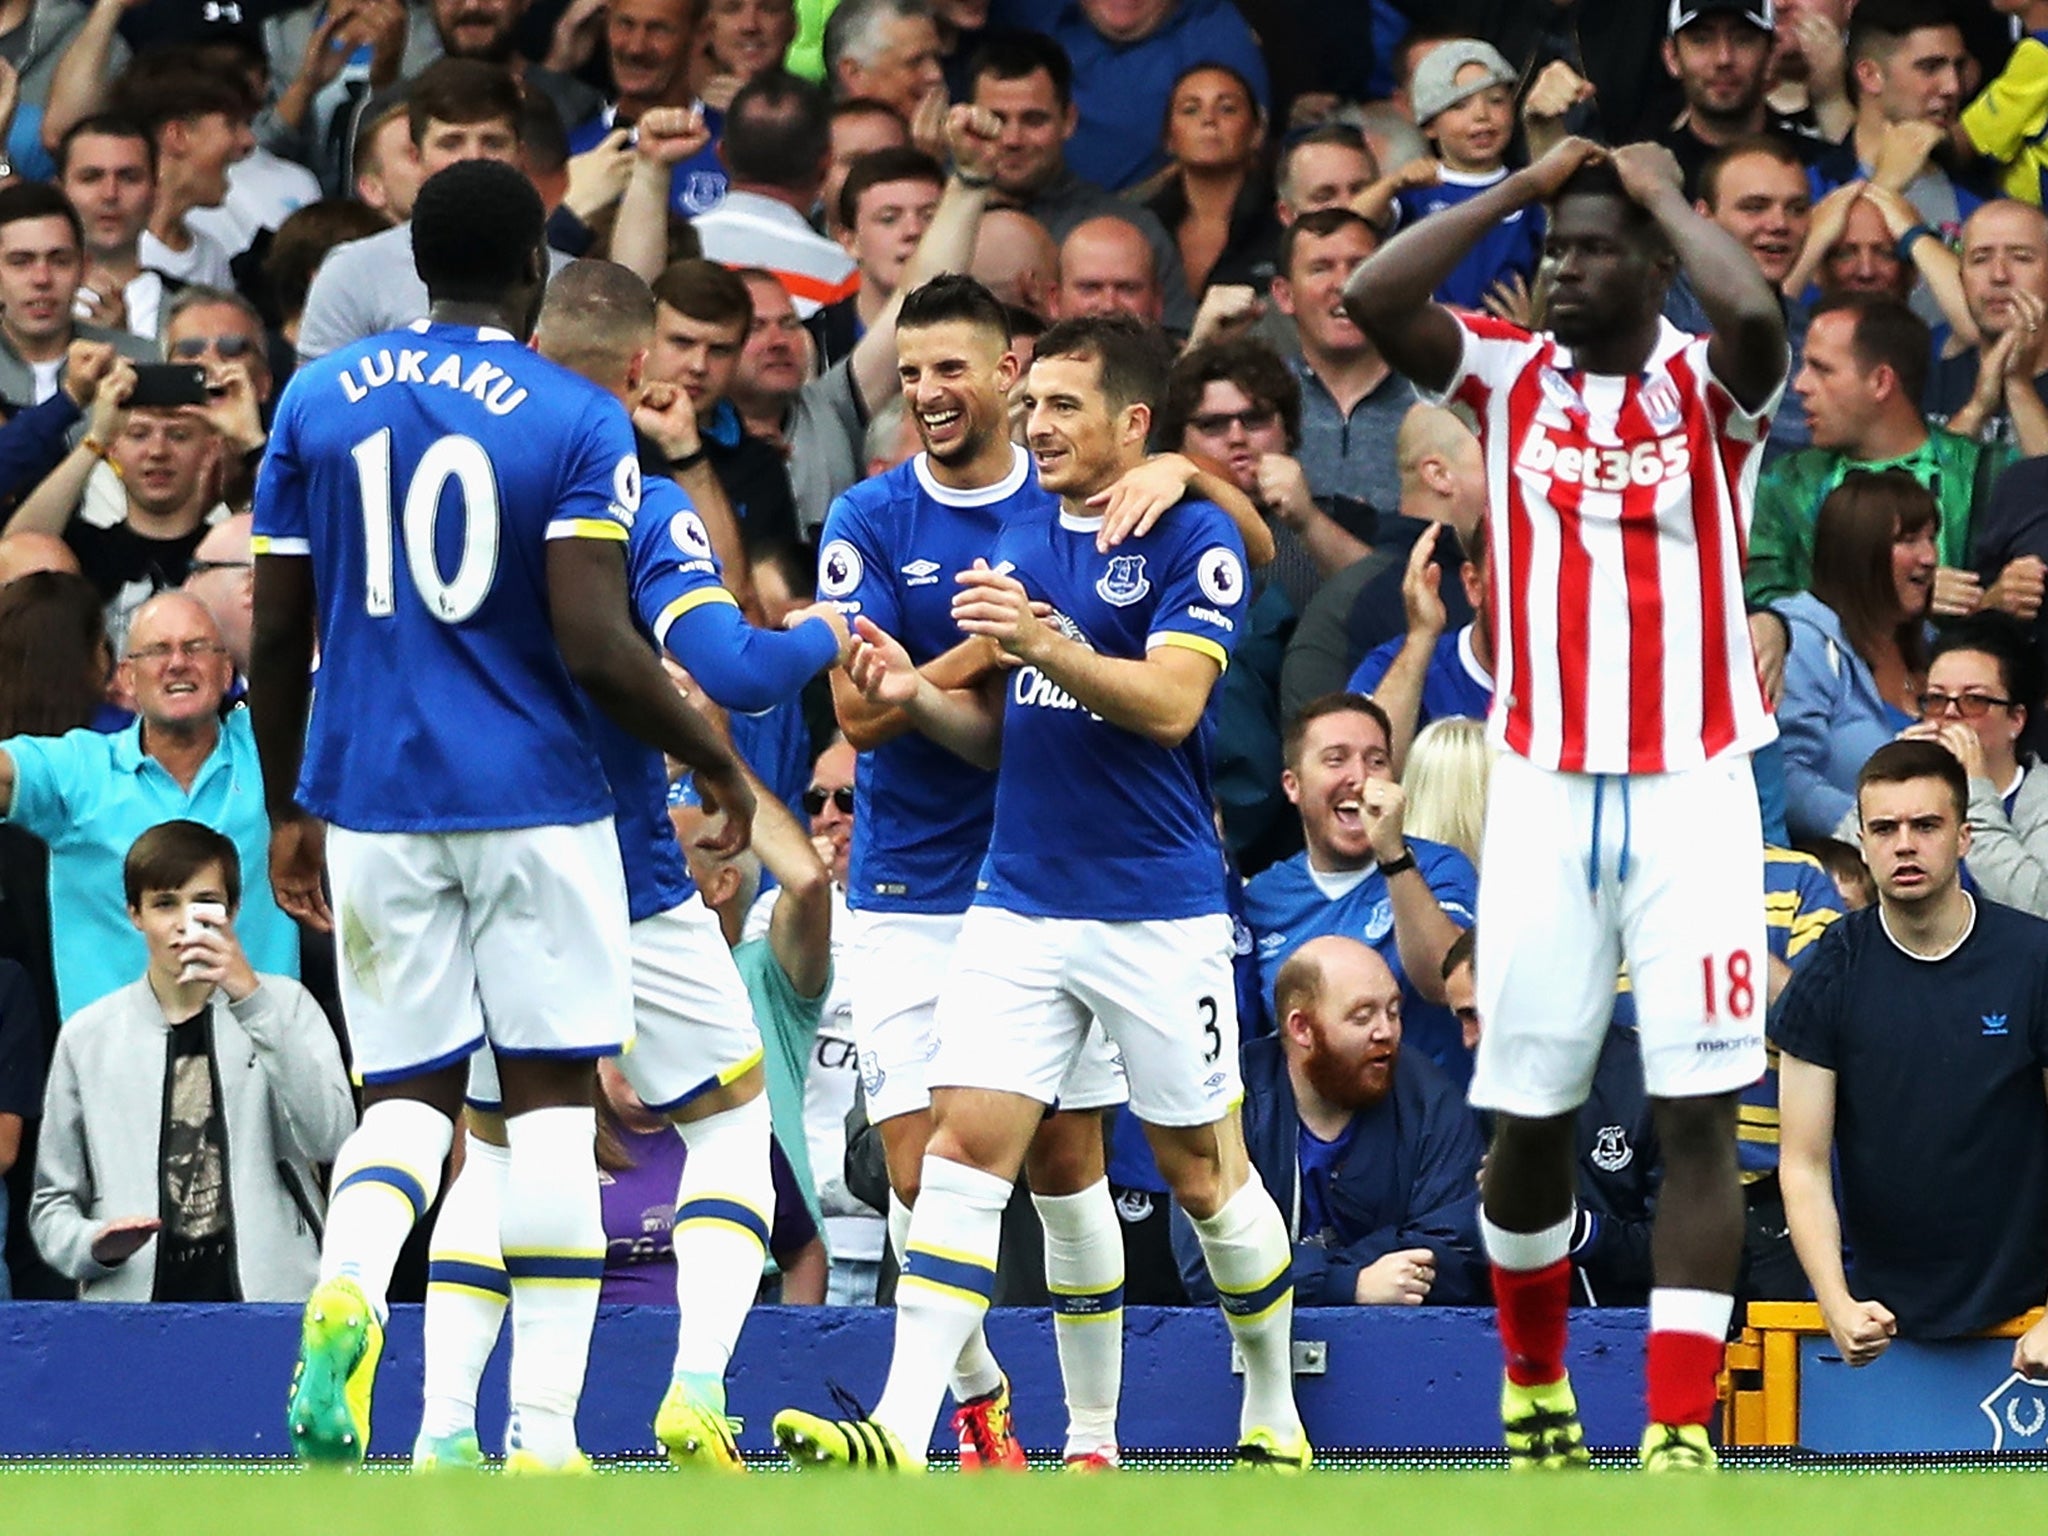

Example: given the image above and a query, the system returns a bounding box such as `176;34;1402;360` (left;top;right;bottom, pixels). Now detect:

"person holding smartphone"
28;818;352;1302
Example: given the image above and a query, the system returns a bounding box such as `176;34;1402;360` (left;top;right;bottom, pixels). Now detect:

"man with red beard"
1172;933;1484;1308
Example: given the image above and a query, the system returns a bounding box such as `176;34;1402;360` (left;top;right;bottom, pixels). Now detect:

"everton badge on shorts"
1096;553;1150;607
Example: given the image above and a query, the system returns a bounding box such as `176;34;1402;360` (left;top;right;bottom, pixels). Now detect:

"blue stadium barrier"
0;1304;1652;1459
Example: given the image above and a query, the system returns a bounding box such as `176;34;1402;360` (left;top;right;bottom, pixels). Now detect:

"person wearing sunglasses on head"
1901;611;2048;917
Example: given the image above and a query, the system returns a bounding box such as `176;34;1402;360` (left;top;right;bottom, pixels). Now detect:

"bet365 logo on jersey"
1516;427;1691;491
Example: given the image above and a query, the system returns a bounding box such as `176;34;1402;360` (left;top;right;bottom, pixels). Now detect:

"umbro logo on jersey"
1096;554;1150;607
1985;1014;2011;1037
902;559;941;585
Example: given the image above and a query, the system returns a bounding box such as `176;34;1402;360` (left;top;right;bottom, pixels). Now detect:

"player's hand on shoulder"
1091;452;1197;550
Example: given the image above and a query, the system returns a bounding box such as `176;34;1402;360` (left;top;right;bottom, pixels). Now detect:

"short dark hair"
837;145;943;230
1849;0;1962;69
1283;691;1394;768
124;819;241;912
1857;737;1968;822
1278;122;1373;205
652;257;754;329
724;70;832;190
967;30;1072;111
1931;610;2044;718
1697;133;1808;211
1031;314;1173;417
411;159;546;303
1554;157;1669;254
1441;926;1476;983
109;49;255;139
0;180;83;249
1158;337;1302;453
519;86;571;177
830;95;909;131
1278;206;1374;280
406;58;522;145
1811;293;1931;406
56;114;157;180
898;272;1010;342
264;199;393;323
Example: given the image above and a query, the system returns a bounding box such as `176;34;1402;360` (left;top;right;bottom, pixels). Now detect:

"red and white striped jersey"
1433;313;1780;776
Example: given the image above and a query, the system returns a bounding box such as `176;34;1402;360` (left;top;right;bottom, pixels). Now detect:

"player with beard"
1172;934;1486;1310
1344;137;1787;1471
812;274;1270;1469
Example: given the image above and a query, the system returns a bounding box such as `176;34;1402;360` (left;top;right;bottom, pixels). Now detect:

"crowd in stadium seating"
0;0;2040;1356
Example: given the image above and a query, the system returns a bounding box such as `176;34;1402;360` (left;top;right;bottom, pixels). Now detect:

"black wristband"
953;168;996;189
1378;845;1417;878
671;445;708;472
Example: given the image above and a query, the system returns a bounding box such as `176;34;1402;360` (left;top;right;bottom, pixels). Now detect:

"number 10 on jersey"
351;428;503;624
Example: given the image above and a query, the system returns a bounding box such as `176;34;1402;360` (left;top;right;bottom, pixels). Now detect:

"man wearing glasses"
0;591;299;1021
1905;611;2048;917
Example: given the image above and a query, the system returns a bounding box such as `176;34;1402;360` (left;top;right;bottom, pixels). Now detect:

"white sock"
889;1186;1003;1404
671;1095;774;1380
319;1098;453;1314
1035;1179;1124;1459
871;1156;1011;1461
500;1105;605;1467
420;1135;510;1441
1191;1180;1302;1442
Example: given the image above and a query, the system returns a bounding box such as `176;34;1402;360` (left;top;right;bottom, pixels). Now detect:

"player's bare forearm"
1649;185;1787;412
548;537;742;779
832;635;999;750
1024;631;1219;748
898;672;1003;769
248;553;318;818
1341;171;1535;391
1184;464;1276;568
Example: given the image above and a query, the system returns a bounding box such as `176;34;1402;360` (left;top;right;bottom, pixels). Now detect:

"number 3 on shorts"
1700;951;1755;1021
1197;995;1222;1063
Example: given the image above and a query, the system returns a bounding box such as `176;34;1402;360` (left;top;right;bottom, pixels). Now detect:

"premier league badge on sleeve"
1197;547;1244;606
819;539;862;598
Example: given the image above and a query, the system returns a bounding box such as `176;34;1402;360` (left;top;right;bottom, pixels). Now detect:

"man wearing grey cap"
1658;0;1830;200
1395;41;1542;313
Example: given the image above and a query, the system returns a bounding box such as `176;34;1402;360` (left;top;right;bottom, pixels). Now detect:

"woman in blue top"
1777;470;1936;841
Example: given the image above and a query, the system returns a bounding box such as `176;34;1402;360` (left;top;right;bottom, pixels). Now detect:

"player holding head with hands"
1343;137;1788;1472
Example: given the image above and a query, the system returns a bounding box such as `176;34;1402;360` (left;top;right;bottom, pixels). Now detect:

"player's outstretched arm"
548;537;756;853
1610;142;1787;415
830;634;1001;752
1342;137;1605;395
954;564;1219;747
846;615;1003;768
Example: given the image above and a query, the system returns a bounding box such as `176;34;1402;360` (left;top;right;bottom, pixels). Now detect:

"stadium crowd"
0;0;2041;1422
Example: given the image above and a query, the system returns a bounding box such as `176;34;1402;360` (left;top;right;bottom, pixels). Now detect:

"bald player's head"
0;530;81;584
1055;215;1162;324
972;207;1060;316
534;258;660;396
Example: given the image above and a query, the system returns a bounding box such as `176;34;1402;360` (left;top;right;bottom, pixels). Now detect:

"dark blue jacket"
0;391;79;509
1173;1033;1485;1306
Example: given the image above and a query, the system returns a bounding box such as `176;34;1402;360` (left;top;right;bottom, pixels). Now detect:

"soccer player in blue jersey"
776;315;1309;1472
817;275;1278;1468
408;259;847;1472
248;163;755;1472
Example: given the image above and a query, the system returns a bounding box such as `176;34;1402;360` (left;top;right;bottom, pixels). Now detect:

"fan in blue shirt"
1245;692;1476;1085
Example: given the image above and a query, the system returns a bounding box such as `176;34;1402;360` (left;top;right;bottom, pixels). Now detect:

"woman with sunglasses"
1903;611;2048;916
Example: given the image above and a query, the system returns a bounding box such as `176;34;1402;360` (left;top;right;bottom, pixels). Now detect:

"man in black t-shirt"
1658;0;1831;201
1775;739;2048;1373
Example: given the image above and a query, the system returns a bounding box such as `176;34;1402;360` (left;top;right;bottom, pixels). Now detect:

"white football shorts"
327;819;632;1085
1470;752;1768;1118
929;907;1238;1128
467;893;761;1113
845;907;1127;1122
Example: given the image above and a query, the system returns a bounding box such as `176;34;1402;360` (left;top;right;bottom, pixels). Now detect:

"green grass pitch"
1;1463;2036;1536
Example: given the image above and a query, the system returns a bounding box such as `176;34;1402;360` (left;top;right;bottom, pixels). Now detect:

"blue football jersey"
253;321;641;832
1243;841;1478;1087
1348;625;1493;733
976;497;1248;921
818;447;1044;913
1393;167;1543;312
